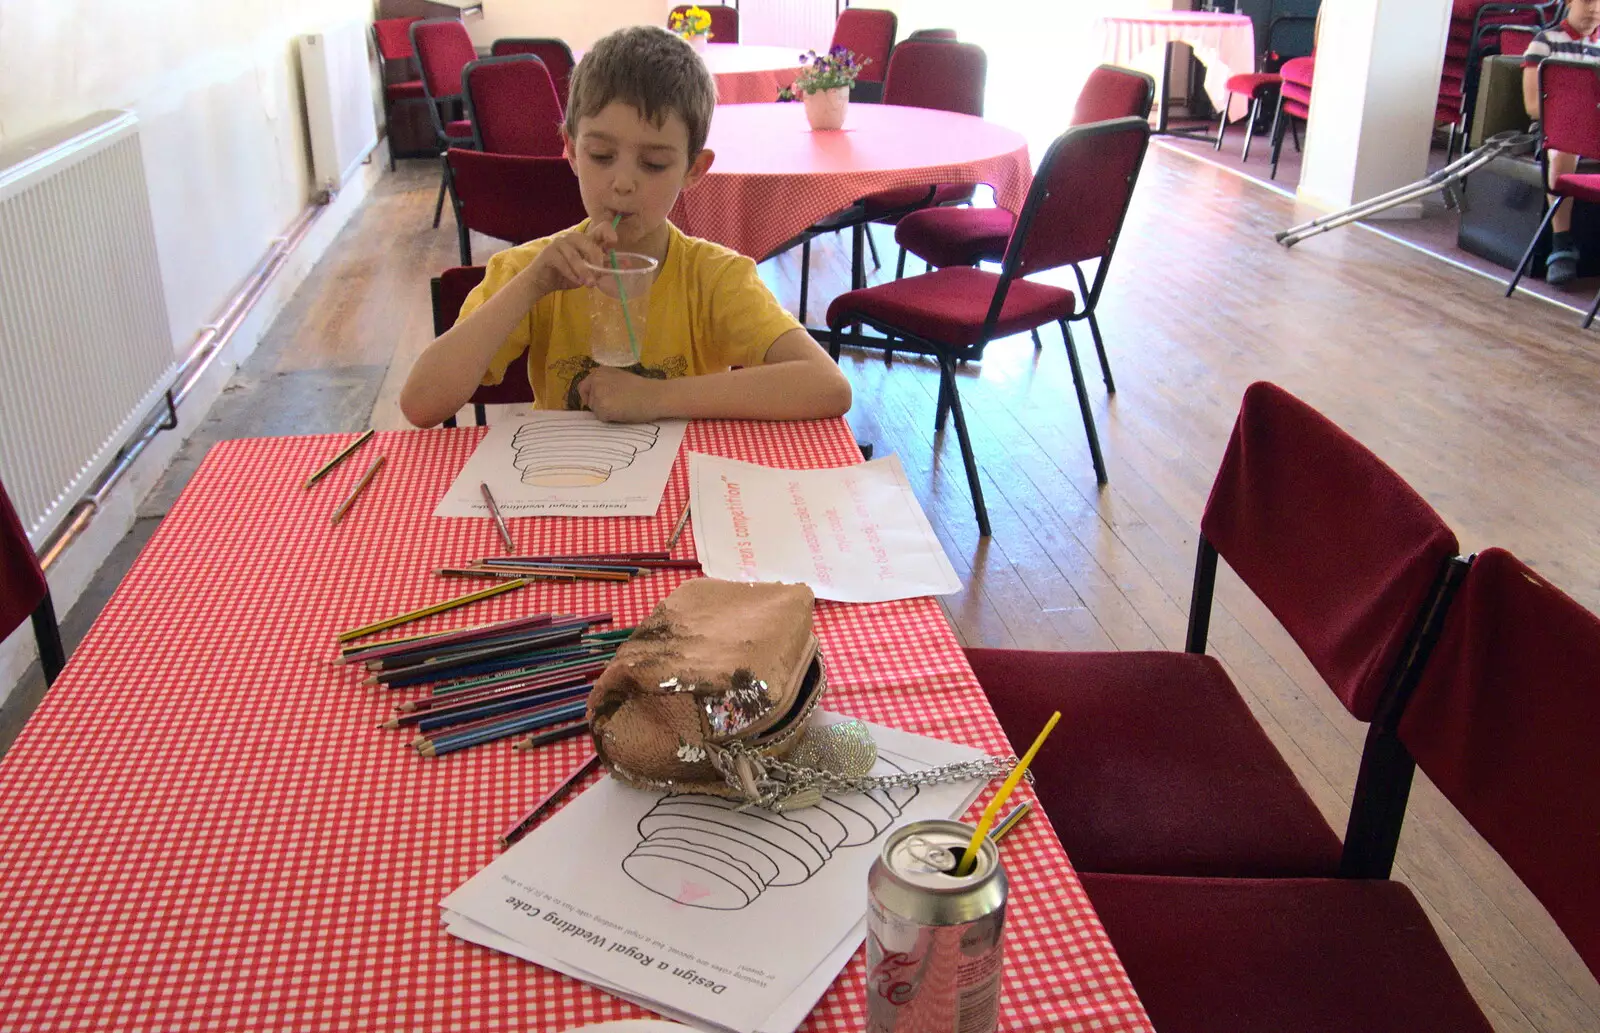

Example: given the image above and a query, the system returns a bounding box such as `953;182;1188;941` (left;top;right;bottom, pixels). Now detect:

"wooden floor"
42;145;1600;1030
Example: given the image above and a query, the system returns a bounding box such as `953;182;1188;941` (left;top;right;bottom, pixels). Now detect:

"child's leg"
1547;149;1581;285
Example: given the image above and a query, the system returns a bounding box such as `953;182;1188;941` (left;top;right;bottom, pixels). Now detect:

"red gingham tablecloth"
672;104;1033;261
701;44;807;105
0;418;1152;1033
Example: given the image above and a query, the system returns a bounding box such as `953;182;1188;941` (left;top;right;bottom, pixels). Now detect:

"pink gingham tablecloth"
1094;11;1257;121
673;103;1033;261
702;43;808;105
0;418;1152;1033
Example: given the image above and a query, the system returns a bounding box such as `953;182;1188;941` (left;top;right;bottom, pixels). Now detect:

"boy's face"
564;101;714;255
1572;0;1600;34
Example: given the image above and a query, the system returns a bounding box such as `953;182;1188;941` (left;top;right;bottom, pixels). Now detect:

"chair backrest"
0;478;47;643
1397;547;1600;980
831;8;897;84
446;148;587;250
373;17;423;64
882;41;986;117
1498;24;1538;58
463;56;564;156
1262;14;1316;70
669;5;740;43
490;38;575;110
1000;117;1149;289
430;266;533;409
1538;59;1600;160
1072;64;1155;126
907;28;957;41
410;18;477;102
1199;382;1459;722
1279;54;1315;89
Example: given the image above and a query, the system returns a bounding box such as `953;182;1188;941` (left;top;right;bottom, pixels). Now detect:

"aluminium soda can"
865;818;1008;1033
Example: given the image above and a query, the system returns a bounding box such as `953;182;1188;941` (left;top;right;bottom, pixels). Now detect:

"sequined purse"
586;579;1019;811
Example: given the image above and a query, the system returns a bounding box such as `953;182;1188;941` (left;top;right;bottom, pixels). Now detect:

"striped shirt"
1523;21;1600;67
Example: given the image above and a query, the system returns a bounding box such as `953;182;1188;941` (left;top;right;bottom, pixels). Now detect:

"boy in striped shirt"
1523;0;1600;284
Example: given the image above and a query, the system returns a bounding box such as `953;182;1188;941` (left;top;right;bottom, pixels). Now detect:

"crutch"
1275;130;1539;248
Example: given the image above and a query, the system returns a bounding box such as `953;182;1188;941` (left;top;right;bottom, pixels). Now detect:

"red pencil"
497;753;602;847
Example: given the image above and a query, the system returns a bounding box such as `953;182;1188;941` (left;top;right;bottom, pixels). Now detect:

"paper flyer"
440;718;987;1033
686;453;961;602
434;409;688;518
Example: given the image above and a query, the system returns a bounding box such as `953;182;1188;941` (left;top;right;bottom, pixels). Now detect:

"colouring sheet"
441;717;987;1033
434;410;688;518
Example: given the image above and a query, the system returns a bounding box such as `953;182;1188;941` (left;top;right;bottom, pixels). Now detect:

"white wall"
468;0;672;50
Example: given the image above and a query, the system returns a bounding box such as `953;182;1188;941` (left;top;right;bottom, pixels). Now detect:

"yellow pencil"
956;711;1060;875
335;578;531;643
303;429;375;489
330;454;386;525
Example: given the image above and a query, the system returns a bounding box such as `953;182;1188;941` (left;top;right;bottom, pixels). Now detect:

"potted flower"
669;6;714;51
790;46;869;131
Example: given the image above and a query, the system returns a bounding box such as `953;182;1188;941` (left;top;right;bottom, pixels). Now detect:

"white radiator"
743;0;835;48
299;22;380;195
0;111;177;549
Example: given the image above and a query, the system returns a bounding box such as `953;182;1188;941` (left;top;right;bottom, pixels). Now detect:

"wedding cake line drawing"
511;421;663;488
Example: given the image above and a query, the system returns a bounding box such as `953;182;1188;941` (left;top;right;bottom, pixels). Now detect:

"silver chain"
714;741;1024;809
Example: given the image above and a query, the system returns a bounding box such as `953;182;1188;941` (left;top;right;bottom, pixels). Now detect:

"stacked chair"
411;19;480;228
1268;54;1314;179
372;16;426;171
968;381;1600;1031
1438;0;1561;158
1213;15;1316;161
1;479;66;686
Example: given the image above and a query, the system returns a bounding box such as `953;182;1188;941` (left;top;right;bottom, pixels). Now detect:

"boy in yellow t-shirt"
399;26;852;428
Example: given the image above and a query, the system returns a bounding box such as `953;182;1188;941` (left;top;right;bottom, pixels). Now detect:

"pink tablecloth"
673;102;1033;260
701;43;807;104
1094;11;1257;121
0;419;1154;1033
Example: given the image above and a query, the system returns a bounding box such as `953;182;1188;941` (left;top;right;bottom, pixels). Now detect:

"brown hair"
564;26;718;156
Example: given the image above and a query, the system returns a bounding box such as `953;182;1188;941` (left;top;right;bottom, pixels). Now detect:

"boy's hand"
578;367;665;423
522;220;621;298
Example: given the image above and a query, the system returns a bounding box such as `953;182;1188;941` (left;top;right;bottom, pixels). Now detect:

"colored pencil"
513;720;590;750
448;564;634;583
397;665;603;713
338;613;559;664
666;499;691;551
394;682;594;734
336;578;530;643
988;801;1032;843
498;753;602;847
330;454;386;525
957;711;1060;876
364;621;594;671
370;644;608;690
480;482;515;552
423;654;612;698
478;557;700;572
500;552;669;563
417;699;588;757
303;429;374;489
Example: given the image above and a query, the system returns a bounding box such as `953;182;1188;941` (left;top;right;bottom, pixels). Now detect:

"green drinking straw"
609;213;642;362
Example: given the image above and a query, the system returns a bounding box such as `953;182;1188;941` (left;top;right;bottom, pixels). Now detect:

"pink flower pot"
802;87;850;131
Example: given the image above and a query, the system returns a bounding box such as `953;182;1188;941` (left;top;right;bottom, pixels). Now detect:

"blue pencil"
417;700;589;758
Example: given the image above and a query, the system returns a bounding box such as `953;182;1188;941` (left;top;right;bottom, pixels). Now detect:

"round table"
699;43;808;104
1092;11;1257;122
672;103;1033;261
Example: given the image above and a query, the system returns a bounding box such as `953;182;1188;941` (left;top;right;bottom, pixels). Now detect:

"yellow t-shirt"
463;221;804;410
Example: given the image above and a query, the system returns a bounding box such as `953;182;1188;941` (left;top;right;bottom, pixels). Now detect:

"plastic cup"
584;252;658;367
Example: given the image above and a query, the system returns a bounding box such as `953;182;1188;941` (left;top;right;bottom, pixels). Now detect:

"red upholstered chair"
669;4;740;43
906;28;957;42
796;41;987;326
445;148;587;265
1440;0;1560;158
432;265;534;426
1;479;66;685
1214;15;1315;161
825;117;1150;536
1268;54;1314;180
373;17;426;171
830;8;897;102
411;19;480;229
490;38;575;111
966;382;1461;877
1080;547;1600;1033
1507;59;1600;324
462;56;564;157
890;64;1154;392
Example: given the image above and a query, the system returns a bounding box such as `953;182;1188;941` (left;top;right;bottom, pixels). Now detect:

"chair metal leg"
895;247;907;280
442;414;459;428
852;224;866;290
1268;96;1286;180
799;238;811;323
866;224;881;270
457;218;472;266
1214;91;1231;151
1060;320;1108;485
935;368;951;431
31;593;65;686
938;350;991;538
1086;310;1115;394
1289;118;1301;153
433;155;449;228
1030;328;1043;352
474;403;488;426
1506;197;1563;297
1585;288;1600;329
1241;96;1262;162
